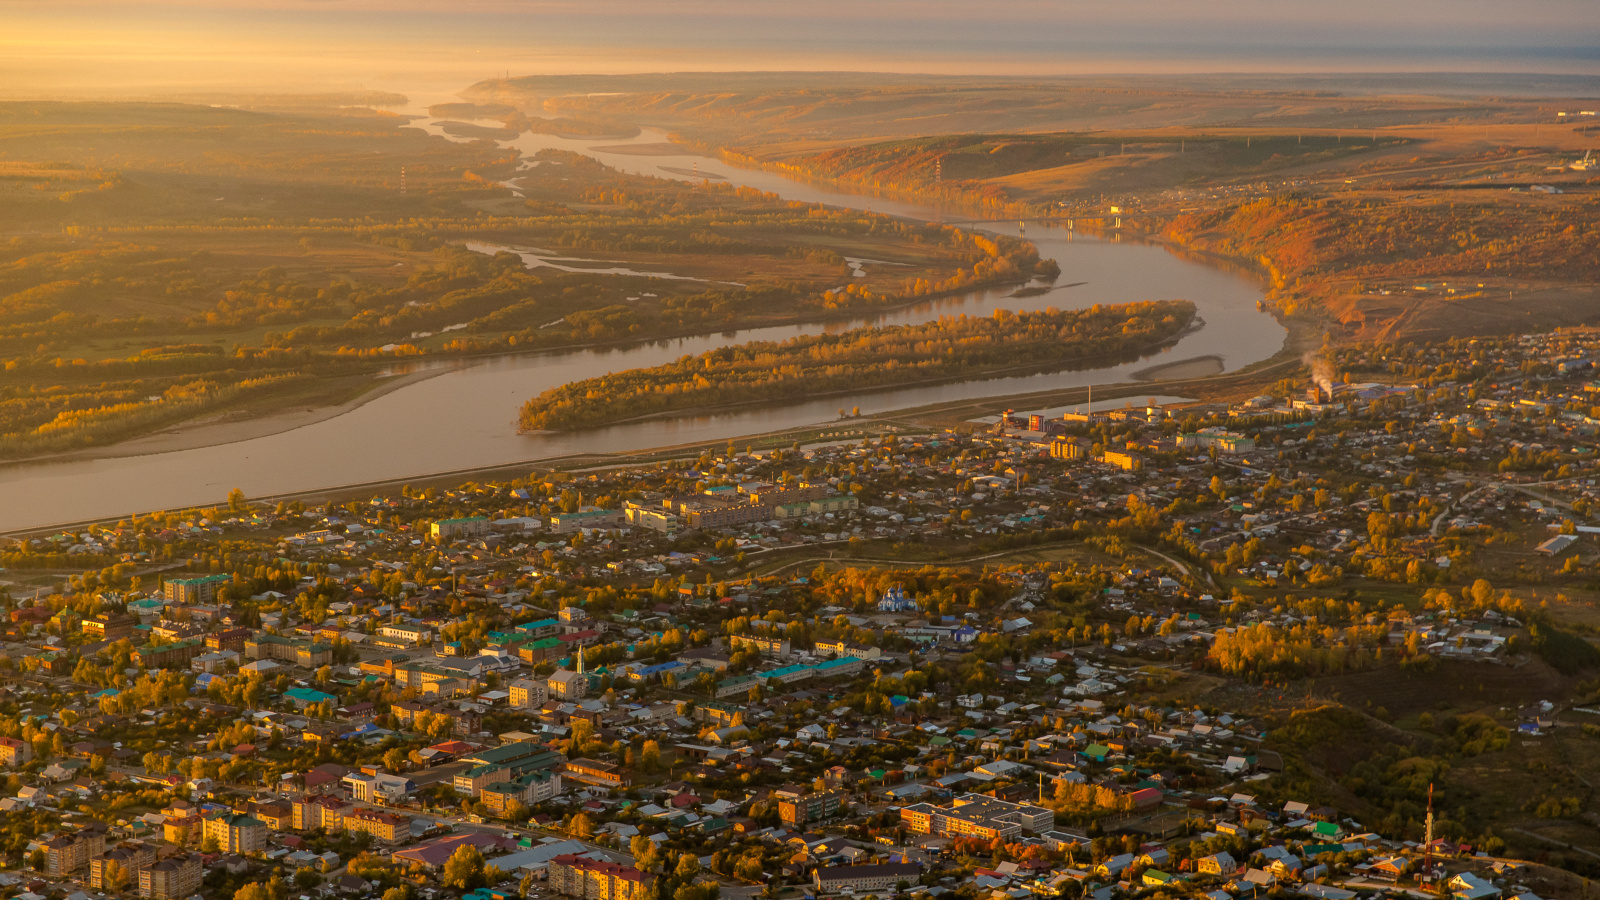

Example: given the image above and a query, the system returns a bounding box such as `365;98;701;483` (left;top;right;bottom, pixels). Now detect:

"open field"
466;72;1600;149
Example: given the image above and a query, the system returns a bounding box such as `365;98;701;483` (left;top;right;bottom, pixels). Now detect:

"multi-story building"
548;854;652;900
517;617;562;638
714;674;760;699
0;735;33;767
163;574;230;604
190;650;238;673
678;647;731;671
813;639;882;661
744;484;831;506
548;508;625;534
45;827;107;877
244;633;331;667
778;788;848;826
683;501;772;529
390;700;481;736
453;764;510;797
509;677;547;709
245;801;291;831
517;637;566;665
296;642;334;668
480;769;562;816
161;802;204;845
89;841;157;889
139;855;202;900
624;504;680;535
132;638;205;669
206;627;252;651
452;745;564;797
693;701;745;728
243;633;289;660
392;661;469;692
204;812;266;855
292;795;349;833
377;624;432;648
729;634;790;657
899;794;1053;841
772;495;859;520
1099;450;1143;471
1048;438;1090;460
343;808;410;844
548;669;588;700
451;743;563;794
83;613;135;641
562;758;628;789
151;619;206;642
1178;430;1257;455
814;863;922;894
430;516;490;542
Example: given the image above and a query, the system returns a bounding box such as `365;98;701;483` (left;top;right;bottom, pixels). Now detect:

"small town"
3;328;1600;900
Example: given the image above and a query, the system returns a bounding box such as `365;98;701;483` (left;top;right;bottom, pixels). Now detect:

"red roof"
551;855;652;883
395;833;515;868
1129;787;1163;808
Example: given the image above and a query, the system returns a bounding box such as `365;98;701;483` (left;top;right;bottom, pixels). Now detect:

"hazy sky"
4;0;1597;100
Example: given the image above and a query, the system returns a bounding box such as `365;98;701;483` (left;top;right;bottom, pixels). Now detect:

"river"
0;121;1284;532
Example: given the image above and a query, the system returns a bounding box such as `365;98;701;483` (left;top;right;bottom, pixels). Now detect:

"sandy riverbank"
19;367;449;464
588;141;694;156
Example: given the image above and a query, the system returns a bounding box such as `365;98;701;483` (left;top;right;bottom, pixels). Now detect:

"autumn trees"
519;301;1194;431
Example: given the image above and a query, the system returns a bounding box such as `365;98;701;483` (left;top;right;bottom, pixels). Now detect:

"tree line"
519;301;1194;430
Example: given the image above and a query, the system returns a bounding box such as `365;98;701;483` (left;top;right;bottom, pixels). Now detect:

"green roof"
168;574;231;586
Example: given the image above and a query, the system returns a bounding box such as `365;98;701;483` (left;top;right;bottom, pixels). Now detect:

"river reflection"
0;121;1285;531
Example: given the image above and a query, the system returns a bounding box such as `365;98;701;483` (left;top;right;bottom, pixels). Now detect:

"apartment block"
204;812;266;855
548;855;652;900
45;827;107;877
0;736;33;767
778;788;848;826
292;795;349;833
139;855;202;900
343;808;410;844
89;842;157;889
163;574;230;604
899;794;1053;841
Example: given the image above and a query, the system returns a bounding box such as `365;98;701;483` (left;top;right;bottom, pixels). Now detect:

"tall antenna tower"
1422;782;1435;882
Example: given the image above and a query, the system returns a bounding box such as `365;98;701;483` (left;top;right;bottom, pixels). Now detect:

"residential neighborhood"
1;330;1600;900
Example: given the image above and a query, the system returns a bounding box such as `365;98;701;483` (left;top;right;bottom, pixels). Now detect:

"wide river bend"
0;124;1285;531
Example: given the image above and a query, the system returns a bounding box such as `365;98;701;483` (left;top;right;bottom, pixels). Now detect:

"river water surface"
0;122;1285;531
